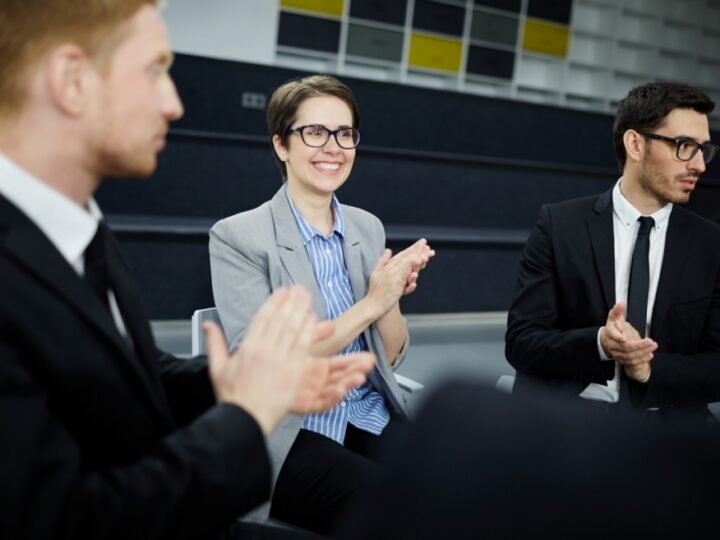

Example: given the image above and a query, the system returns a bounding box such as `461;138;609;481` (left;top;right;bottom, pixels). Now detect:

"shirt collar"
613;178;672;231
0;151;101;266
284;184;344;245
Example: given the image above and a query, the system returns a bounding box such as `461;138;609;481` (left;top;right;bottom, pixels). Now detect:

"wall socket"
241;92;267;110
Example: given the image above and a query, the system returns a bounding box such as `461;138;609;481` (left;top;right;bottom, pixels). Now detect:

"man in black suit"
0;2;373;539
506;82;720;421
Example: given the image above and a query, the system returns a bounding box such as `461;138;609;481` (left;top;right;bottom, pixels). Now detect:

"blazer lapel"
269;188;325;317
103;234;175;421
0;198;172;422
649;207;686;337
0;201;130;357
341;212;368;302
103;230;165;369
586;190;616;312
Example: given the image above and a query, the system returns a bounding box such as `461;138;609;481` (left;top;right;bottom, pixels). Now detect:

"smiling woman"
209;75;434;534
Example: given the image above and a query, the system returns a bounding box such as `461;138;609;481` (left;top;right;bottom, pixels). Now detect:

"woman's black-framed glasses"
288;124;360;149
640;131;719;164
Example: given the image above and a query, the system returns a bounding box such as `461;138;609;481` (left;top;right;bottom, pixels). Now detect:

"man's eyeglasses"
639;131;719;164
287;124;360;149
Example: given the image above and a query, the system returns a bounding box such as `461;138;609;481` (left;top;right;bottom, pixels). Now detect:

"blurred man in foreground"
0;2;373;538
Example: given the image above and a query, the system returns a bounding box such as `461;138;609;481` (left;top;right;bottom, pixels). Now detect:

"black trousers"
270;421;400;535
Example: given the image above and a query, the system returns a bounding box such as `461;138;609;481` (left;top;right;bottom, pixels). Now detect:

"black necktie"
626;216;655;337
84;222;112;312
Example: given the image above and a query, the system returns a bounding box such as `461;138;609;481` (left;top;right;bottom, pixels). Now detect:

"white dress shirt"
0;151;129;337
580;178;672;403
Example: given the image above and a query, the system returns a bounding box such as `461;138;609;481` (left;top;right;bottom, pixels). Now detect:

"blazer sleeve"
156;353;216;426
505;205;614;383
209;218;274;351
379;219;411;370
0;341;271;540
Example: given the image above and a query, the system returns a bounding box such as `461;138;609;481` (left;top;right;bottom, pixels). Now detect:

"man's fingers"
604;320;626;343
204;321;229;382
313;320;335;343
612;339;658;364
375;249;392;269
243;287;290;344
326;352;375;384
264;286;313;352
608;302;626;322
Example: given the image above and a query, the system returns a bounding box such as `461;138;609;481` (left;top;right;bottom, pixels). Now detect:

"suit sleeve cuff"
597;328;612;361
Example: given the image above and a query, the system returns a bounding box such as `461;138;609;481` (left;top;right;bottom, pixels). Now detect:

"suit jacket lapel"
341;212;368;302
586;190;616;312
0;199;130;356
650;207;686;337
0;197;172;421
103;229;164;371
103;232;176;420
269;187;325;317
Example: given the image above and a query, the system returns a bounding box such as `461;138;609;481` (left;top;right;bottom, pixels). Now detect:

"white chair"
495;374;516;394
191;307;424;394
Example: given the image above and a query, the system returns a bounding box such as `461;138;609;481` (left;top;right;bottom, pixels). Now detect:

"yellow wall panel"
408;33;462;73
281;0;344;18
522;18;570;58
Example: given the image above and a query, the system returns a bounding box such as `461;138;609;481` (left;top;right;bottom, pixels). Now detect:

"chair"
495;374;515;394
191;307;424;393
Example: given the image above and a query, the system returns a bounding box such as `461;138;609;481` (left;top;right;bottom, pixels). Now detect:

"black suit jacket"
0;195;271;539
506;189;720;417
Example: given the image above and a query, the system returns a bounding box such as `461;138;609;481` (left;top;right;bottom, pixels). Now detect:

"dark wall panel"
277;12;341;53
96;54;720;319
350;0;407;26
527;0;572;24
474;0;521;13
347;24;405;62
166;54;623;169
471;11;519;47
467;46;515;79
412;0;465;37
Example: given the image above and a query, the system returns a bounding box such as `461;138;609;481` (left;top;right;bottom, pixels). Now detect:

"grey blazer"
209;186;410;517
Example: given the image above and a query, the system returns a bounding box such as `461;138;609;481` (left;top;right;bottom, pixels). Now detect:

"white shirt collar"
0;151;101;269
612;178;673;231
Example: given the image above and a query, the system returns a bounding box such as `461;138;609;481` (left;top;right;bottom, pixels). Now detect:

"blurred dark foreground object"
338;382;720;540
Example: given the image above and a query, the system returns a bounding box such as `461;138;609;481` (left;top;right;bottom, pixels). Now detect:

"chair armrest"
394;373;424;393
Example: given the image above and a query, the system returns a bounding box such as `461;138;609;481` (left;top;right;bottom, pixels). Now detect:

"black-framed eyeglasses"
287;124;360;149
639;131;719;164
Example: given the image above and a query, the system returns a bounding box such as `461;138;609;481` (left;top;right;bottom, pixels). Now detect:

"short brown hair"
266;74;360;180
613;82;715;171
0;0;158;120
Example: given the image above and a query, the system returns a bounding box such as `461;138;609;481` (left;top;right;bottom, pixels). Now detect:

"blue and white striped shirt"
285;188;390;444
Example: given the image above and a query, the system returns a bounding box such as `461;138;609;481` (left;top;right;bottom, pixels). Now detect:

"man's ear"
623;129;645;164
272;134;288;161
45;44;94;117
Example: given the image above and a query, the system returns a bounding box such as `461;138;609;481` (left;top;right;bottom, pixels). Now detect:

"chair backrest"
191;307;224;356
495;374;516;394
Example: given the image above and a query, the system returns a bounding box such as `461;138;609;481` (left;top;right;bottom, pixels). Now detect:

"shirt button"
327;281;333;287
340;401;346;407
